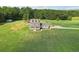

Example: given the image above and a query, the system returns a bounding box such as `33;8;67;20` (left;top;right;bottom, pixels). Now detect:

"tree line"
0;6;79;23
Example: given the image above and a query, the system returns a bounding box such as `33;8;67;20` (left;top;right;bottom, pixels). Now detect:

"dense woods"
0;6;79;23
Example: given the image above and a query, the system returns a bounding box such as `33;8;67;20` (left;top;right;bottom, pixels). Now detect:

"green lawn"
0;20;79;52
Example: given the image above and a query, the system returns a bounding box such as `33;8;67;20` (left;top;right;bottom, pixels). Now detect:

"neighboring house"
29;19;40;30
29;19;50;30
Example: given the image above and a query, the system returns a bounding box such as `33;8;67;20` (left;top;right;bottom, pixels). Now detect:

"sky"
0;0;79;10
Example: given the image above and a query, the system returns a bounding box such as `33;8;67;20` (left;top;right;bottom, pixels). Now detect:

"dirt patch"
10;23;25;31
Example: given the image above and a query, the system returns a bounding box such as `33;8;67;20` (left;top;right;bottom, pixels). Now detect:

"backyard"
0;18;79;52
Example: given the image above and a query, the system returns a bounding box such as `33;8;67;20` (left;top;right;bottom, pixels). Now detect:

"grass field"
0;19;79;52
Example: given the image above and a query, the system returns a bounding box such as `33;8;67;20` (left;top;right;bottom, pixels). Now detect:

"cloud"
0;0;28;6
0;0;79;6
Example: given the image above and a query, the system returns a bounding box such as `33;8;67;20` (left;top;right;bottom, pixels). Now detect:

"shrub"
58;14;72;20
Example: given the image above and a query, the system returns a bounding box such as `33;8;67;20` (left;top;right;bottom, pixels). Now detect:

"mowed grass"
0;19;79;52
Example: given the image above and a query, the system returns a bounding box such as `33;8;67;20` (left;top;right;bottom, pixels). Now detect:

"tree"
0;13;5;22
20;7;32;20
22;14;27;20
